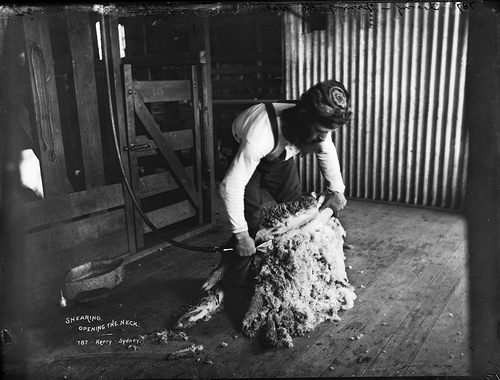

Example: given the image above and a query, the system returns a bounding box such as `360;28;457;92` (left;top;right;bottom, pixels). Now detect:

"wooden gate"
123;64;208;249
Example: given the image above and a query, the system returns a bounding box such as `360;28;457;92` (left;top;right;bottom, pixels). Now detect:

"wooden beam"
212;78;282;88
212;65;282;75
24;183;124;231
133;91;200;208
133;80;191;102
211;52;282;63
23;16;72;197
139;166;194;198
191;65;204;224
135;130;193;157
212;93;281;100
66;10;105;189
123;223;212;265
123;64;145;249
122;52;203;67
200;17;216;225
103;16;138;254
212;99;279;105
142;200;197;234
25;208;126;259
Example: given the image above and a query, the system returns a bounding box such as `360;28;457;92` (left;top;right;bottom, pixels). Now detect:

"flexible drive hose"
100;15;227;254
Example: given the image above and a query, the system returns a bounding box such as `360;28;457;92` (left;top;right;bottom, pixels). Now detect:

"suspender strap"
265;103;280;152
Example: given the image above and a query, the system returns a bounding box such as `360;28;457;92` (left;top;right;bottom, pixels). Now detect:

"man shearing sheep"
218;79;352;283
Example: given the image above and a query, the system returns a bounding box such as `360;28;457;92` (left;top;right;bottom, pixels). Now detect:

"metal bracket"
123;143;152;152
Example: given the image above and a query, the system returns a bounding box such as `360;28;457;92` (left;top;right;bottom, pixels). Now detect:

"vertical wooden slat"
101;15;137;254
66;10;104;189
24;16;71;197
191;65;203;224
123;64;144;248
200;18;216;225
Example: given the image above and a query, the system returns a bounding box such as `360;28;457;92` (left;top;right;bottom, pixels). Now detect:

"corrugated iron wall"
285;2;469;209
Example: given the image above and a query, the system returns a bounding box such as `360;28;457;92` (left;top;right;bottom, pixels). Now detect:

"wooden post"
66;10;105;189
100;15;138;254
23;15;72;197
200;17;216;226
191;65;204;224
123;64;145;248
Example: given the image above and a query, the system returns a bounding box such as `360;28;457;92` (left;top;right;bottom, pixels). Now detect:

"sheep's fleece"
173;195;356;348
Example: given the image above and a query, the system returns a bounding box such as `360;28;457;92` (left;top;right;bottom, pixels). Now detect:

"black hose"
100;16;229;254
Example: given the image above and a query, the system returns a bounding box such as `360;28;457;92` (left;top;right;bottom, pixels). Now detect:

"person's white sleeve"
219;140;264;234
316;137;346;193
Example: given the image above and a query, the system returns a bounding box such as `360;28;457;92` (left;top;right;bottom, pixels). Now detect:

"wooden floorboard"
197;207;446;378
362;235;466;376
1;200;470;379
405;252;470;377
279;211;465;378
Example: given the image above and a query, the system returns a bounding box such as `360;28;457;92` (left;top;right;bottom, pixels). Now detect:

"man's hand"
318;190;347;218
234;231;256;257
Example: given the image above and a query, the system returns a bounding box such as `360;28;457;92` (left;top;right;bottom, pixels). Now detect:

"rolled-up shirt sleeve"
219;140;264;233
316;136;345;194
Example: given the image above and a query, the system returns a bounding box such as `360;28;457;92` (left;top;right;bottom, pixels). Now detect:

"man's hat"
299;80;353;129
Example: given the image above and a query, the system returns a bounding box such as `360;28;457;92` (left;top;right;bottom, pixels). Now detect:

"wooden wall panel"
139;166;194;198
23;15;72;197
142;200;197;234
135;130;193;158
29;230;128;289
25;208;126;258
24;183;123;230
133;80;192;102
66;10;105;189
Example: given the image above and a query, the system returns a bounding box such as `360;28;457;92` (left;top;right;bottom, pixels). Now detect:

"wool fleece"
174;196;356;348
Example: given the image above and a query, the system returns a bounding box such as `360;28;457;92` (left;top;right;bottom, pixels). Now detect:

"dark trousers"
221;155;302;286
244;157;302;238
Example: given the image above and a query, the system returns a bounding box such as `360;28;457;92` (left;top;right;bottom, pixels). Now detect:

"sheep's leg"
242;286;268;337
200;265;226;293
173;286;225;330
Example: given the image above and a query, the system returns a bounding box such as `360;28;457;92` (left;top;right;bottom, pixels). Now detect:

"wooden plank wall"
210;13;283;103
66;10;104;190
14;12;132;305
22;184;129;304
208;13;283;180
23;14;72;197
0;8;219;308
